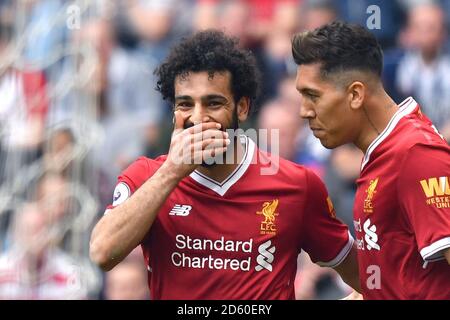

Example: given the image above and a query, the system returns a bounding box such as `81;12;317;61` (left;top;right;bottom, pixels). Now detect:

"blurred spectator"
0;202;87;299
0;69;48;151
0;171;71;252
277;75;302;110
51;18;166;186
258;76;303;160
193;0;219;31
104;248;149;300
34;171;69;225
293;126;331;178
126;0;176;44
22;0;68;68
258;100;302;161
396;2;450;131
301;0;337;31
0;67;49;183
441;0;450;35
295;251;351;300
324;145;363;230
218;0;252;46
43;127;76;176
257;76;331;176
335;0;405;48
0;1;49;162
263;3;299;62
247;0;301;43
258;0;301;102
116;0;193;73
195;0;301;109
126;0;193;44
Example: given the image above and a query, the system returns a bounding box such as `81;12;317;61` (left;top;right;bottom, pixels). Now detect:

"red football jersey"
354;97;450;299
107;136;353;299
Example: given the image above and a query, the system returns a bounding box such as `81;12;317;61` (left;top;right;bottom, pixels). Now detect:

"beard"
183;109;239;168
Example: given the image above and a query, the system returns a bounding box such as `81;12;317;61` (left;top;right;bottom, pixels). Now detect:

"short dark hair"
292;21;383;78
155;30;260;107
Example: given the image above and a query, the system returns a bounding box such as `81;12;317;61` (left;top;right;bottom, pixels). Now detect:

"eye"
176;102;192;109
207;101;223;108
305;93;319;102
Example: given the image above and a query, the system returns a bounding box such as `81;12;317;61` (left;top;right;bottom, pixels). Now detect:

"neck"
195;136;245;183
354;91;398;154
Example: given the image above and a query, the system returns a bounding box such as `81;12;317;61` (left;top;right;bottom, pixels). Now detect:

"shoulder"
125;155;167;173
120;155;167;188
400;142;450;171
390;114;449;160
395;138;450;184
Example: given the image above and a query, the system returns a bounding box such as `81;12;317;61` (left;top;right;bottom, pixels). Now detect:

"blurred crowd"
0;0;449;300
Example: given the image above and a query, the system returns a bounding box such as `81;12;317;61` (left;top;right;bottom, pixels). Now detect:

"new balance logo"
255;240;276;272
169;204;192;216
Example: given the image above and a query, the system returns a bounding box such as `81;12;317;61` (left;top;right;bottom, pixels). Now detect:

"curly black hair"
155;30;260;108
292;21;383;78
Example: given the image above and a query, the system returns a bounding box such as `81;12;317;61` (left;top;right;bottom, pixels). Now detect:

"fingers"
174;124;228;148
172;112;222;138
185;122;222;134
192;146;229;165
188;128;229;144
201;146;229;163
169;115;230;168
191;135;230;152
178;133;230;159
170;134;230;165
172;111;184;136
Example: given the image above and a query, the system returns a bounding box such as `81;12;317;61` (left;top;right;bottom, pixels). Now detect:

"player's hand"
163;111;230;179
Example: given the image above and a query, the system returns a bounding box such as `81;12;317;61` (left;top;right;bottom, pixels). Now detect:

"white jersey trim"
420;236;450;262
189;135;255;196
316;231;354;268
360;97;418;171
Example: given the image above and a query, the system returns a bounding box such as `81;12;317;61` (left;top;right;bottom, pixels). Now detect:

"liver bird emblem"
257;199;279;223
366;178;379;201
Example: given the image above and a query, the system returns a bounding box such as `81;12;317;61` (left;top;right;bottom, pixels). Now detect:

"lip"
310;127;325;137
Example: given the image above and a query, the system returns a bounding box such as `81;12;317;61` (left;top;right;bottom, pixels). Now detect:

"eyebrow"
174;94;229;102
297;87;321;95
174;95;193;101
203;94;228;101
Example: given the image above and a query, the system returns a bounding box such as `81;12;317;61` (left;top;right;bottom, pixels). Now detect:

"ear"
347;81;365;110
236;97;250;122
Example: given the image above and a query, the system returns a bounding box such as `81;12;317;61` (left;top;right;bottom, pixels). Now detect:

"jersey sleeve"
398;143;450;262
105;156;158;212
300;170;354;268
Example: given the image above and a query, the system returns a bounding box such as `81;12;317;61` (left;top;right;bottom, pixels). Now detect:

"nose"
299;100;315;120
189;103;214;125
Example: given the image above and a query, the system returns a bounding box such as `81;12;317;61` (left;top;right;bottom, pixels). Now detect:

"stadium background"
0;0;449;299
